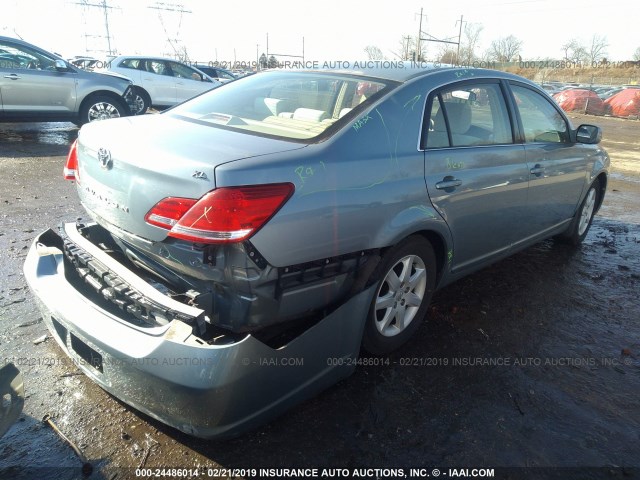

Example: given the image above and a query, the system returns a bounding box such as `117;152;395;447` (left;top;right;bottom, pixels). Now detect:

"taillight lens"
145;183;294;244
64;139;78;181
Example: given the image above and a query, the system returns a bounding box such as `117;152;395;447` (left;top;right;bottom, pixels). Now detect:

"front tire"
559;183;599;245
77;95;128;125
362;236;437;355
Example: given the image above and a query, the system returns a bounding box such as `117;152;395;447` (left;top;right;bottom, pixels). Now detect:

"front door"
509;83;587;241
0;39;76;114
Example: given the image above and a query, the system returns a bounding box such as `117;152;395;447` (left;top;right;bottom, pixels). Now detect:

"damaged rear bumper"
23;224;374;438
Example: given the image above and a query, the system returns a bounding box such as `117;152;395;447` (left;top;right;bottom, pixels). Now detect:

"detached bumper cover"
24;225;374;438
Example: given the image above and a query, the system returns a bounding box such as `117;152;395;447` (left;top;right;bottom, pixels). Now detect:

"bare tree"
458;23;483;65
392;35;426;61
588;35;608;64
634;47;640;61
364;45;384;60
561;39;579;61
435;45;457;64
487;35;523;62
561;39;588;64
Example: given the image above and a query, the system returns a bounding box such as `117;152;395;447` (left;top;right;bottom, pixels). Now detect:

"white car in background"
104;56;221;114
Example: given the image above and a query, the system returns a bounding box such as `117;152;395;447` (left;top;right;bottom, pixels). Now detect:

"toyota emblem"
97;148;112;170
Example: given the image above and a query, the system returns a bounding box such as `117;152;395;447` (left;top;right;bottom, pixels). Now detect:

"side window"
149;60;172;76
426;96;449;148
425;83;513;148
120;58;146;70
0;41;56;71
510;84;569;143
218;70;235;80
170;62;202;81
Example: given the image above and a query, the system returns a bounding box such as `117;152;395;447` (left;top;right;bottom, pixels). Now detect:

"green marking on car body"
454;69;475;78
403;94;422;110
295;163;327;189
447;250;453;263
352;114;373;132
446;157;465;170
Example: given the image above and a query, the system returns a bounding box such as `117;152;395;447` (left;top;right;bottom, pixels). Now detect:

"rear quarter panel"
215;78;452;267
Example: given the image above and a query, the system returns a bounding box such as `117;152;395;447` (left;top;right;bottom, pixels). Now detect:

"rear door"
142;59;177;106
0;39;76;114
509;83;587;240
423;80;529;273
168;61;216;102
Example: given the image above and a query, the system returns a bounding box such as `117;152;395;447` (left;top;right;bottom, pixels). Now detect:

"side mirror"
54;59;69;71
576;124;602;144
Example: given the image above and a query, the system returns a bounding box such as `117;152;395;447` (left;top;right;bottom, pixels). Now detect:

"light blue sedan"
25;63;609;438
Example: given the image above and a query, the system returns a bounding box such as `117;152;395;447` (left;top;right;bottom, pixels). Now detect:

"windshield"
169;71;393;141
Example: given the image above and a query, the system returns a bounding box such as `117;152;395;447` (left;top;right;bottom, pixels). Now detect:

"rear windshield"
169;71;392;141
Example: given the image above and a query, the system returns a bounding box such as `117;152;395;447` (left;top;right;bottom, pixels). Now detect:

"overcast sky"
2;0;638;64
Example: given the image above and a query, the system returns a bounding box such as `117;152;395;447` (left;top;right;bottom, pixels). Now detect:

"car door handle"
3;74;21;80
530;164;545;175
435;177;462;190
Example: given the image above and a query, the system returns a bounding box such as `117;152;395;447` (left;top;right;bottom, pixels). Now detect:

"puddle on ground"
0;123;78;146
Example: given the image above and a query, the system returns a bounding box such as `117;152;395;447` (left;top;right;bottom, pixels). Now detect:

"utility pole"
264;33;304;67
147;2;192;59
455;15;466;65
415;8;428;62
403;35;411;60
75;0;117;56
418;13;463;64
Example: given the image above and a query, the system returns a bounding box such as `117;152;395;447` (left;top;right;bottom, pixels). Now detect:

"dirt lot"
0;114;638;480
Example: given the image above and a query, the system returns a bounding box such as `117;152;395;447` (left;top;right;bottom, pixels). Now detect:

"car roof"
111;55;194;64
0;35;61;56
273;62;539;86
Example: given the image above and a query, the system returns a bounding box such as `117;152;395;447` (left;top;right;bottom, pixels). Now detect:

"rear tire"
362;236;436;355
130;87;150;115
559;183;599;246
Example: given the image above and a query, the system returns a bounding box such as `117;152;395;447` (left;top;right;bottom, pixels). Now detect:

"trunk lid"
76;114;305;242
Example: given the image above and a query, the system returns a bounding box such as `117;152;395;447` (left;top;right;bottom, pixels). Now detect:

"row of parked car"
0;35;244;124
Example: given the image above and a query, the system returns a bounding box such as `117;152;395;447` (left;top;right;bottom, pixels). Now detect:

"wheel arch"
594;172;607;214
78;90;127;115
132;85;151;102
377;228;450;290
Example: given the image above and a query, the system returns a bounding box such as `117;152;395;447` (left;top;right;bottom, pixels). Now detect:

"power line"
74;0;118;56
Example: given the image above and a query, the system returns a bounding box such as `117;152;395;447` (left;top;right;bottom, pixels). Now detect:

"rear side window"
510;84;569;143
425;83;513;148
119;58;143;69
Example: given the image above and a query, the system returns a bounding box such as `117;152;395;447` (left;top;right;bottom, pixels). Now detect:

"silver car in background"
104;55;221;115
0;36;134;125
25;64;609;438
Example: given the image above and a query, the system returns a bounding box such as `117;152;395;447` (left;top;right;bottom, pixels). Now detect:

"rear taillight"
145;183;294;244
145;197;197;229
64;139;78;181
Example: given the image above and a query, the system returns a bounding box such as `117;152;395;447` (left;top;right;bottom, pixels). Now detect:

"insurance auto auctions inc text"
257;467;495;478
